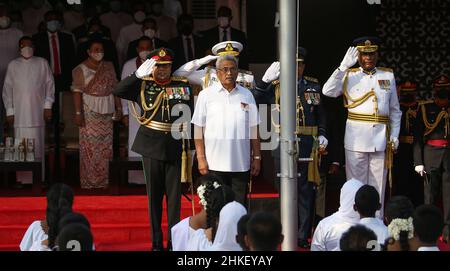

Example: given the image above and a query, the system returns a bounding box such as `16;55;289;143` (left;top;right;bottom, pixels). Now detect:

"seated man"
340;225;378;251
413;204;444;251
311;178;363;251
245;212;283;251
354;185;389;245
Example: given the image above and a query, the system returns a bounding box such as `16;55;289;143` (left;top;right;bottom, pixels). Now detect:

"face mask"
110;1;121;12
139;50;150;61
436;90;448;100
218;17;229;28
46;20;61;32
21;47;34;58
90;52;104;62
134;11;146;23
152;4;163;15
144;28;156;39
0;16;11;29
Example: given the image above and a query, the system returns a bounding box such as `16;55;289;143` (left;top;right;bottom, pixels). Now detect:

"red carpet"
0;195;204;251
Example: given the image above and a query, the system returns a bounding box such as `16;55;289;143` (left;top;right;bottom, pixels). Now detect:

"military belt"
296;126;318;136
347;112;389;124
399;135;414;144
145;121;185;132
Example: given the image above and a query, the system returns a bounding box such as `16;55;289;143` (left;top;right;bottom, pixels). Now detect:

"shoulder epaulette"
271;80;280;86
418;100;434;106
378;67;393;73
304;76;319;83
238;69;253;75
348;68;360;73
171;76;189;83
142;76;154;81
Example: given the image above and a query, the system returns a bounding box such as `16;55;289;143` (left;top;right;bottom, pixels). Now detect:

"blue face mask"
47;20;60;32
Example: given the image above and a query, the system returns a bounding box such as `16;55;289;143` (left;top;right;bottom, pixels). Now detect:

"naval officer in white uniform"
322;37;402;216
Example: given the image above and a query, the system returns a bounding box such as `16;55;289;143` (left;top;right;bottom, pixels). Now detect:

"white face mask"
144;28;156;39
134;11;146;23
218;17;229;28
21;46;34;58
90;52;104;62
139;50;151;61
0;16;11;29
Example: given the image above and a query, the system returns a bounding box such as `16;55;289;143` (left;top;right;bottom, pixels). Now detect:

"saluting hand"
262;61;280;83
136;58;157;79
339;47;359;71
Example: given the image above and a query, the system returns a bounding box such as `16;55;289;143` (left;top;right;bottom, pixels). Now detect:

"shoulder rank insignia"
170;76;189;83
304;76;318;83
271;80;280;86
377;67;394;73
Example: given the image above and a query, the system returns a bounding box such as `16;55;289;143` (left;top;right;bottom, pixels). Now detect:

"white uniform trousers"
127;105;145;185
15;127;45;184
345;149;387;218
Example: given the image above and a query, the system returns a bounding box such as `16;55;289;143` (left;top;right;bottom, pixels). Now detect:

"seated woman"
185;183;236;251
209;201;247;251
382;196;415;251
20;183;74;251
171;173;222;251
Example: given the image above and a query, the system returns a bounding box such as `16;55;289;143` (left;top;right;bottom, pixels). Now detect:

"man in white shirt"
0;5;23;143
116;2;147;66
21;0;50;36
192;54;261;206
413;204;443;251
3;36;55;185
120;36;154;185
322;37;402;217
354;185;389;245
311;178;364;251
100;0;133;42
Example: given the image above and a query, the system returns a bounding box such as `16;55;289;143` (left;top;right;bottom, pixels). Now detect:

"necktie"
186;37;194;61
222;29;228;42
51;34;61;75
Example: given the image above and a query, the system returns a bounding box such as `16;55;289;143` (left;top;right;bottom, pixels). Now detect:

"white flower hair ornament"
197;181;221;209
388;217;414;241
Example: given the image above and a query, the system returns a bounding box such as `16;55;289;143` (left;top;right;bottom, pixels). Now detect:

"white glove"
135;59;157;79
318;135;328;149
390;136;399;150
262;61;280;83
195;55;219;66
339;47;359;71
415;165;425;176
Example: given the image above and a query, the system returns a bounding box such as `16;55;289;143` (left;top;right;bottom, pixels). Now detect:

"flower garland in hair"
388;217;414;241
197;181;221;209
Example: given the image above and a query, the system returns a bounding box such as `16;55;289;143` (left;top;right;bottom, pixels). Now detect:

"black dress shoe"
152;243;164;251
297;239;310;249
165;241;172;251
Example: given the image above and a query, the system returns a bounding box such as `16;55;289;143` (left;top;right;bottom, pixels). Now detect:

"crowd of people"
1;0;448;252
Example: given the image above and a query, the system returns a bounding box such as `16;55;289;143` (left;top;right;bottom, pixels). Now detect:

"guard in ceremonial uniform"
113;48;193;251
393;81;423;206
253;47;328;248
413;74;450;224
173;41;254;90
322;37;402;218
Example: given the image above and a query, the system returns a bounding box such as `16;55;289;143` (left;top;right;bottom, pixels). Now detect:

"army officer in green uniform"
113;48;193;251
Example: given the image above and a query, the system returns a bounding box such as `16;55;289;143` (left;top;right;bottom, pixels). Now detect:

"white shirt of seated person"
311;179;364;251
